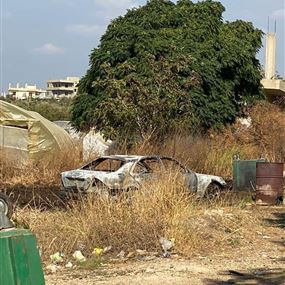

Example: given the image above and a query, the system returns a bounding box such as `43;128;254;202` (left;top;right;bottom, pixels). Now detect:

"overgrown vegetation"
15;179;260;262
0;0;283;270
115;102;285;176
72;0;264;143
3;97;72;121
1;102;284;262
1;102;284;195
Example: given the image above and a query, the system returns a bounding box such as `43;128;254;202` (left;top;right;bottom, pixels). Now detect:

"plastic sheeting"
83;129;113;160
0;100;74;163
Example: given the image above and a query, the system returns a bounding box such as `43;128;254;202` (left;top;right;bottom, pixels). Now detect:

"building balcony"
47;86;75;91
261;78;285;102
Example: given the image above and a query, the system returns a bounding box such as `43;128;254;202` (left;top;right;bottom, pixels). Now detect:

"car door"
130;157;163;187
160;157;198;192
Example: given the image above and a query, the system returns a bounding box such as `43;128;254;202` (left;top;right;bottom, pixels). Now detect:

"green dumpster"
233;159;265;192
0;229;45;285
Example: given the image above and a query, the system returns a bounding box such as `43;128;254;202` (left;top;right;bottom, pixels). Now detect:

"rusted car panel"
60;155;226;198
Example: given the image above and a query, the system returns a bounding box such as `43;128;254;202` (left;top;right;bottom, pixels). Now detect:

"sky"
0;0;284;92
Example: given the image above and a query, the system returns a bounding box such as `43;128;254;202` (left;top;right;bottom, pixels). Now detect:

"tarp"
0;100;74;163
83;128;114;160
52;122;114;161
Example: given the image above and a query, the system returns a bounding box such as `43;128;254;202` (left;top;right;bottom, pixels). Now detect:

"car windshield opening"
139;158;162;173
160;157;188;174
82;158;125;172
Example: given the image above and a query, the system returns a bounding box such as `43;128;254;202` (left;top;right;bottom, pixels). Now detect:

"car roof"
100;155;158;161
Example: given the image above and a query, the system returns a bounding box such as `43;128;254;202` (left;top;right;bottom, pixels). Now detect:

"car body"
0;192;13;219
60;155;226;199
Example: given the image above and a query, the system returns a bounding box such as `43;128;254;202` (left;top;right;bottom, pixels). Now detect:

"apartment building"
8;83;47;100
47;76;79;98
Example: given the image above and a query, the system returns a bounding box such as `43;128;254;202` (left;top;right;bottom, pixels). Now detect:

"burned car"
60;155;226;199
0;192;12;219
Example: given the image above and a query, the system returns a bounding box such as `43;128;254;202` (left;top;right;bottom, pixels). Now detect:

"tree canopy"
71;0;263;142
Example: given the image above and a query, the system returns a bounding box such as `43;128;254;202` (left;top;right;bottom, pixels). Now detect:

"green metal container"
233;159;265;192
0;229;45;285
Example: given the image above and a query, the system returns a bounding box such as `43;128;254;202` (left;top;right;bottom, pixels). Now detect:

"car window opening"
82;158;126;172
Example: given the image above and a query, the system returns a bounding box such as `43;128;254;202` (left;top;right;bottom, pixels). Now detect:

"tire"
205;183;222;200
0;192;13;218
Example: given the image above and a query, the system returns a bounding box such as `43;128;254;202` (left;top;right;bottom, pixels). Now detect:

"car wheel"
205;183;222;200
0;192;13;218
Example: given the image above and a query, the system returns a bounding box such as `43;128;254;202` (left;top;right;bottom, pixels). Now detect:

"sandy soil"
45;206;285;285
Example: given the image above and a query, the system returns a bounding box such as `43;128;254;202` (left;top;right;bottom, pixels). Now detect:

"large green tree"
72;0;263;142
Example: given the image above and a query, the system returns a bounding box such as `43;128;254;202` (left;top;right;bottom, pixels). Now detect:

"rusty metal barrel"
256;162;284;205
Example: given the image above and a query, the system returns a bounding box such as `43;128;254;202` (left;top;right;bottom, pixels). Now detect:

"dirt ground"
45;206;285;285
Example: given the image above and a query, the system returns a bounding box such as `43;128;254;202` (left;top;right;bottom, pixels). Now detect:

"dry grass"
1;101;284;262
1;101;283;187
0;146;82;186
0;146;82;207
118;101;285;178
14;176;260;262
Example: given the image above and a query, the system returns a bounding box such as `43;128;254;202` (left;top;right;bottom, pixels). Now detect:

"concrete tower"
261;28;284;102
264;33;277;79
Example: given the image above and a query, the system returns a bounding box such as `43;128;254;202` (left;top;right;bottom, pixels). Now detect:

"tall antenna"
274;20;277;34
267;16;270;33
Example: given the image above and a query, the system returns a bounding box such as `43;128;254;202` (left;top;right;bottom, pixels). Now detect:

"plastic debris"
159;236;175;257
65;261;73;268
117;250;125;259
92;247;104;256
72;250;86;262
103;246;112;253
162;252;171;258
46;264;59;274
83;129;113;160
50;252;64;263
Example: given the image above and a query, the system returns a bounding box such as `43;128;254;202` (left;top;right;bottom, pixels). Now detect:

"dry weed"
1;101;284;263
14;176;261;262
118;101;285;178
